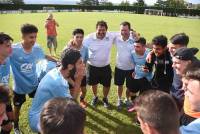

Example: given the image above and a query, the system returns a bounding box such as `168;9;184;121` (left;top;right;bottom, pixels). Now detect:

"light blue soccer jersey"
10;43;45;94
180;118;200;134
131;49;153;81
0;58;10;86
29;68;71;132
36;59;57;82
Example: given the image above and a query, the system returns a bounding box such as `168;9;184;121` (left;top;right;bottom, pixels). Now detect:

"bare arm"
71;64;85;99
45;55;59;62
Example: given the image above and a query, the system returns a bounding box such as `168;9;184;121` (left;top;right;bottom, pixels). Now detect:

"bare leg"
117;85;123;99
103;86;110;98
92;85;98;97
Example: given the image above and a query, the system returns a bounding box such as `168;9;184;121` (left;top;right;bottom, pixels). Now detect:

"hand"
74;63;86;81
146;51;153;63
132;72;135;78
142;66;149;73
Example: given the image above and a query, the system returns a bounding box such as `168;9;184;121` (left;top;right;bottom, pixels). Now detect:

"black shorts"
69;76;87;89
13;90;36;107
128;77;151;93
87;64;112;87
114;67;134;88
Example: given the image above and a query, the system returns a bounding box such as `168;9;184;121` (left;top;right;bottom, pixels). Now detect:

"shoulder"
33;43;43;50
12;43;22;49
180;118;200;134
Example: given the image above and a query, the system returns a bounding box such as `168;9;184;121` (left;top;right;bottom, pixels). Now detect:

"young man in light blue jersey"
10;24;57;134
36;59;57;82
0;33;13;86
0;33;14;134
29;48;85;133
128;37;152;112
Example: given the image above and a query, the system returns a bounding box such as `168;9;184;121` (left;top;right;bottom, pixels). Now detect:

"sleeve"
131;51;136;64
81;46;88;63
145;54;155;72
37;47;45;60
52;84;72;98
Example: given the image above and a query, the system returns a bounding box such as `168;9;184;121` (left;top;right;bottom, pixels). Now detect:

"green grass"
0;12;200;134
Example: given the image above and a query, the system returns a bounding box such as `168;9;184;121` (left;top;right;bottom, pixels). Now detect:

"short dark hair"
120;21;131;30
0;33;13;45
61;48;81;70
72;28;84;36
152;35;168;48
96;20;108;30
184;60;200;81
40;97;86;134
170;33;189;47
0;85;10;104
135;37;146;46
135;90;179;134
21;23;38;35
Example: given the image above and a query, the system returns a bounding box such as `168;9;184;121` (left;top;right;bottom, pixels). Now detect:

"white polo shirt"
114;35;135;70
83;32;116;67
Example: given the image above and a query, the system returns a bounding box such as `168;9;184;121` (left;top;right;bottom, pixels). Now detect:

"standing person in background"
83;20;116;108
64;28;88;108
145;35;174;93
45;13;59;56
10;24;57;134
128;37;153;112
114;21;135;110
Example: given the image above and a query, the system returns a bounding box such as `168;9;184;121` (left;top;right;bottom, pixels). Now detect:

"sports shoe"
124;99;132;108
91;96;98;106
116;99;123;109
14;127;22;134
102;97;109;108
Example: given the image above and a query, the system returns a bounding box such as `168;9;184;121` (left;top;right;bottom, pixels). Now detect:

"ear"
137;116;153;134
144;122;153;134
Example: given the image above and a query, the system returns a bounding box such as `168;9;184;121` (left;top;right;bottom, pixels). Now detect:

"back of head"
21;23;38;35
40;97;86;134
0;33;13;45
170;33;189;47
60;48;81;70
152;35;168;48
135;90;179;134
0;85;9;104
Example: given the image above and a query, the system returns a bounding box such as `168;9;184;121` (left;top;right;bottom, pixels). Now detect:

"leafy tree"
133;0;146;7
119;0;130;6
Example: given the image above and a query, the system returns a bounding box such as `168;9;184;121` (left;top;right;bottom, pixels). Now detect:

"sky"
25;0;200;5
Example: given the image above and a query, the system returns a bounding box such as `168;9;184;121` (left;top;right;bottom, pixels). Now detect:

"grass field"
0;12;200;134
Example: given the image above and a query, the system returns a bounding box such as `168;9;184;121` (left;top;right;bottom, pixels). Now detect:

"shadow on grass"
86;104;142;134
88;103;135;124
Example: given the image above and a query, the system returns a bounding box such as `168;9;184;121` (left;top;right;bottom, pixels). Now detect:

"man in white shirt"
114;21;135;109
83;20;116;108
